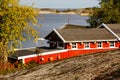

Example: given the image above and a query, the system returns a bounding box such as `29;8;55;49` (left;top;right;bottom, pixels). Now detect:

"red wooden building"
9;23;120;64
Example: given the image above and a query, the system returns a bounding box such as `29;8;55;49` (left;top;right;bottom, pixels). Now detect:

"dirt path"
1;50;120;80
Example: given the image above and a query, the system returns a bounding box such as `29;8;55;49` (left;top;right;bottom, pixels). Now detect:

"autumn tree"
87;0;120;27
0;0;39;62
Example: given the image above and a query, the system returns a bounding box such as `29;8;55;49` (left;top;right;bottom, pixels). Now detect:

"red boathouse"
9;23;120;64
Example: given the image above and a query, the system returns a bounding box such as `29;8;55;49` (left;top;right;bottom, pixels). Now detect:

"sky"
20;0;100;8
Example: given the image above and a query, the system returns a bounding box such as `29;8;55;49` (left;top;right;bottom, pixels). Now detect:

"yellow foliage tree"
0;0;39;62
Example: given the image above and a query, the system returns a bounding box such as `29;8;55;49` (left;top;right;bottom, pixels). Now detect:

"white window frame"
97;42;102;48
109;41;115;48
71;43;77;49
84;42;90;49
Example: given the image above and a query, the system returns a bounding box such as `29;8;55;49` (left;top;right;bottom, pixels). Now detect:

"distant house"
45;23;120;50
9;23;120;64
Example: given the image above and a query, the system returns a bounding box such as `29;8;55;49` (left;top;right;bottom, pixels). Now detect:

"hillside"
1;49;120;80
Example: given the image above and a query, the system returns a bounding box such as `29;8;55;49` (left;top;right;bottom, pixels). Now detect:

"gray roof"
106;24;120;38
106;24;120;29
9;47;62;59
54;28;117;42
9;49;35;59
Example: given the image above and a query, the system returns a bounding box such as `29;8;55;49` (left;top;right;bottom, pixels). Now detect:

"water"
22;14;89;48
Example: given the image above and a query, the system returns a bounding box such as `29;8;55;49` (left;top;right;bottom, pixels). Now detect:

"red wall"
103;42;109;48
23;41;120;64
78;43;84;49
115;42;120;47
90;42;97;48
65;43;71;49
24;47;119;64
66;41;119;49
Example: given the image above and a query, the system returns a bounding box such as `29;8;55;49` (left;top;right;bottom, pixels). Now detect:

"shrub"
0;61;15;75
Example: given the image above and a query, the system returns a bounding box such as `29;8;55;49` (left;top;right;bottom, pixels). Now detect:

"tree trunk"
3;52;8;62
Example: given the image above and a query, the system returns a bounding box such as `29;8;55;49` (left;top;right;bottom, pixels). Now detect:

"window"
72;43;77;49
110;41;115;47
97;42;102;48
57;41;64;48
84;42;89;48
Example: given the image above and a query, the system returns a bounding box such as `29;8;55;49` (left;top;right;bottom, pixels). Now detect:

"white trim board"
53;28;66;43
18;49;68;60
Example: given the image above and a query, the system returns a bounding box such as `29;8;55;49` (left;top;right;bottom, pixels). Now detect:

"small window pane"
72;43;77;49
97;42;102;48
84;42;89;48
110;42;114;47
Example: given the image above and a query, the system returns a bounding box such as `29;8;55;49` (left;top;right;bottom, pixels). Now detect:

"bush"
0;61;15;75
0;60;39;75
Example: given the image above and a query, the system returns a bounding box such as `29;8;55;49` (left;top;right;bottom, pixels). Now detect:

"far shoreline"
35;8;92;16
38;11;76;14
38;11;90;16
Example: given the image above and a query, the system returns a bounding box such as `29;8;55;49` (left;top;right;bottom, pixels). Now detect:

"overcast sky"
20;0;100;8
